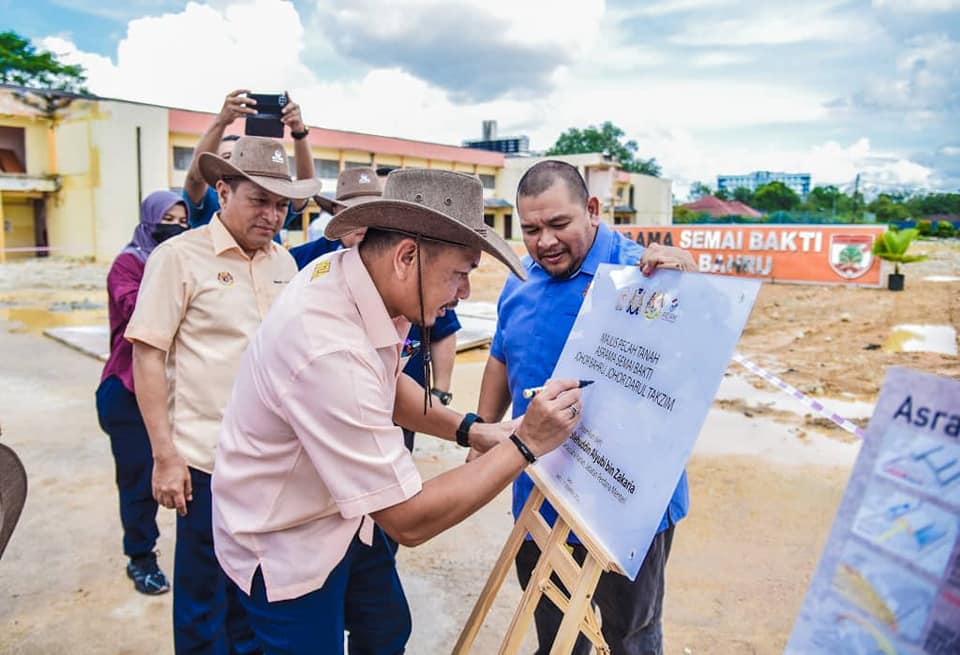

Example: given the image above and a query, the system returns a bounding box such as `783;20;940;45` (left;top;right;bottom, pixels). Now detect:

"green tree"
731;187;754;205
0;31;87;93
905;193;960;217
547;121;661;176
714;188;729;200
688;181;712;201
804;185;845;215
751;181;801;212
867;194;909;223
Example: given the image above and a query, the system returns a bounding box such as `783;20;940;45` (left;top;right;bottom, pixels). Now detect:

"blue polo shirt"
288;236;460;386
490;222;688;538
183;187;302;232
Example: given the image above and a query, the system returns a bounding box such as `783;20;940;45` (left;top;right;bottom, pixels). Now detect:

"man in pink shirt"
213;169;585;654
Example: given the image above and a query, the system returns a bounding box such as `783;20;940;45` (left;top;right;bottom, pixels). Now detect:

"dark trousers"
174;468;260;655
234;527;411;655
515;526;675;655
95;376;159;559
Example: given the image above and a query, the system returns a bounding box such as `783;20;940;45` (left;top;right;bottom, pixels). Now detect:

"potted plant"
871;228;927;291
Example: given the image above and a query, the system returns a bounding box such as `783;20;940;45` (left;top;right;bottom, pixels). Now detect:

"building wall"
630;174;672;226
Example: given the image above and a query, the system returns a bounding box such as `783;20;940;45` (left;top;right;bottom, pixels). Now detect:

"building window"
504;214;512;240
173;146;194;171
345;160;372;169
479;174;496;190
315;159;340;178
484;213;495;227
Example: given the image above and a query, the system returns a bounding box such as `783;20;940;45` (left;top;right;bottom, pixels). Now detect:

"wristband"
509;434;537;464
456;412;484;448
291;128;309;140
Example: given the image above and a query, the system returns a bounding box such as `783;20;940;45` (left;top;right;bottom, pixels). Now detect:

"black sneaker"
126;555;170;595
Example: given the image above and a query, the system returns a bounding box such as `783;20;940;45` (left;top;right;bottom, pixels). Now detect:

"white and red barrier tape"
731;353;866;440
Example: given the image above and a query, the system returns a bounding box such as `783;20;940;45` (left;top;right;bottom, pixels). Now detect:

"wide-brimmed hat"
326;169;525;280
315;166;382;213
198;136;321;200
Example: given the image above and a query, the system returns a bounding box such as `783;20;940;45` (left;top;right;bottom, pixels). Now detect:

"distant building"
463;120;530;156
681;195;762;219
717;171;811;197
0;85;510;261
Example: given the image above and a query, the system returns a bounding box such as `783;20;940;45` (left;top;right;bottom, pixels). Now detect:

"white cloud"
670;3;883;46
641;133;935;200
43;0;311;110
691;51;754;68
872;0;960;11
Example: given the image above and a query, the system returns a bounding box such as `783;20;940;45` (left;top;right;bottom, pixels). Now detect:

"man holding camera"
182;89;314;230
128;136;321;654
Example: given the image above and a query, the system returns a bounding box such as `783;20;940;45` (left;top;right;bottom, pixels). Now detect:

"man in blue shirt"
477;160;695;655
182;90;314;231
288;166;462;453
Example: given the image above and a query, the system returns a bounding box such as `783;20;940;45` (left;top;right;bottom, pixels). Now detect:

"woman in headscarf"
95;190;187;595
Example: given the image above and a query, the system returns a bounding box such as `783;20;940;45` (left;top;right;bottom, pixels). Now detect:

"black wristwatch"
291;128;310;140
456;412;485;448
430;388;453;406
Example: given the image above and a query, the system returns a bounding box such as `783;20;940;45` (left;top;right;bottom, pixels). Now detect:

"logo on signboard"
615;287;679;322
828;234;874;279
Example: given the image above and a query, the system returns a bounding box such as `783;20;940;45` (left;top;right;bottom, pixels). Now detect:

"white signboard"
536;264;760;579
787;368;960;655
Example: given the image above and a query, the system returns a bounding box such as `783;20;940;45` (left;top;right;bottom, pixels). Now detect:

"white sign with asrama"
536;264;760;579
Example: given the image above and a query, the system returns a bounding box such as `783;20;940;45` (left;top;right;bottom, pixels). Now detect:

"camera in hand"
244;93;287;138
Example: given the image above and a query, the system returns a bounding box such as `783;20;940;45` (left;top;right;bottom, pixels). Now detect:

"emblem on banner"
828;234;874;279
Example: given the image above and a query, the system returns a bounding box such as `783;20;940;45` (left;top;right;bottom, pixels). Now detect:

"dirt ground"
0;239;957;654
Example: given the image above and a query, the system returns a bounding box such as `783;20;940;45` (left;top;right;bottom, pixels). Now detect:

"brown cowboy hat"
325;169;525;280
199;136;321;200
314;166;382;213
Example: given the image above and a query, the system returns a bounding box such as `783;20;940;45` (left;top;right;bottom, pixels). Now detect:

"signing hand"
638;243;696;276
515;379;583;458
281;92;306;134
153;453;192;517
215;89;257;128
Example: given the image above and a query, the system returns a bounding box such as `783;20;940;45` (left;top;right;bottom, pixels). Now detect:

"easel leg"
452;489;546;655
548;555;604;655
499;502;571;655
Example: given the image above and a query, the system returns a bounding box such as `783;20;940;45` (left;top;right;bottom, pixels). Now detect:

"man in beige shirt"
126;136;320;654
212;169;585;653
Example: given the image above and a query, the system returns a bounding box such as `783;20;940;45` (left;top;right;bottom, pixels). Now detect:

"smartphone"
244;93;287;138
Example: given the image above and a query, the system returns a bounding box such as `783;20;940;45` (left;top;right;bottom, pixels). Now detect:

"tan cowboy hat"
198;136;321;200
315;166;382;213
326;169;525;280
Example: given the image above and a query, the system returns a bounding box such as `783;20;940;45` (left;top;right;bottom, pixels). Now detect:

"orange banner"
613;224;888;286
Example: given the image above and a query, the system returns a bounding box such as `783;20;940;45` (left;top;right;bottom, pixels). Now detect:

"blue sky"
6;0;960;198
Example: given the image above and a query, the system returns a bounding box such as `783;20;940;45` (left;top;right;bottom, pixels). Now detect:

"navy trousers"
95;375;159;559
174;468;260;655
233;527;411;655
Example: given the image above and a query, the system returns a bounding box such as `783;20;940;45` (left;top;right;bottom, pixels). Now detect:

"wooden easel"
453;467;625;655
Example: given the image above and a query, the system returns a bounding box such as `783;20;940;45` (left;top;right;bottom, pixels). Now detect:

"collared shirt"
490;222;689;537
212;247;422;602
125;214;296;473
288;236;461;388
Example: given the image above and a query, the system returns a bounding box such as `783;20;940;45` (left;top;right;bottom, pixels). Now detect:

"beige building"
494;153;672;239
0;85;507;262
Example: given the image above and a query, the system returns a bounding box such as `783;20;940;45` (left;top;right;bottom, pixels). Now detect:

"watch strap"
456;412;484;448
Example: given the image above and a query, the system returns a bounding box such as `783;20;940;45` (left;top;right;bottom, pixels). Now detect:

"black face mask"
152;223;187;244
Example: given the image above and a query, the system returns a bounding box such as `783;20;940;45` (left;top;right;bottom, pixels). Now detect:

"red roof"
681;195;762;218
167;109;503;167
